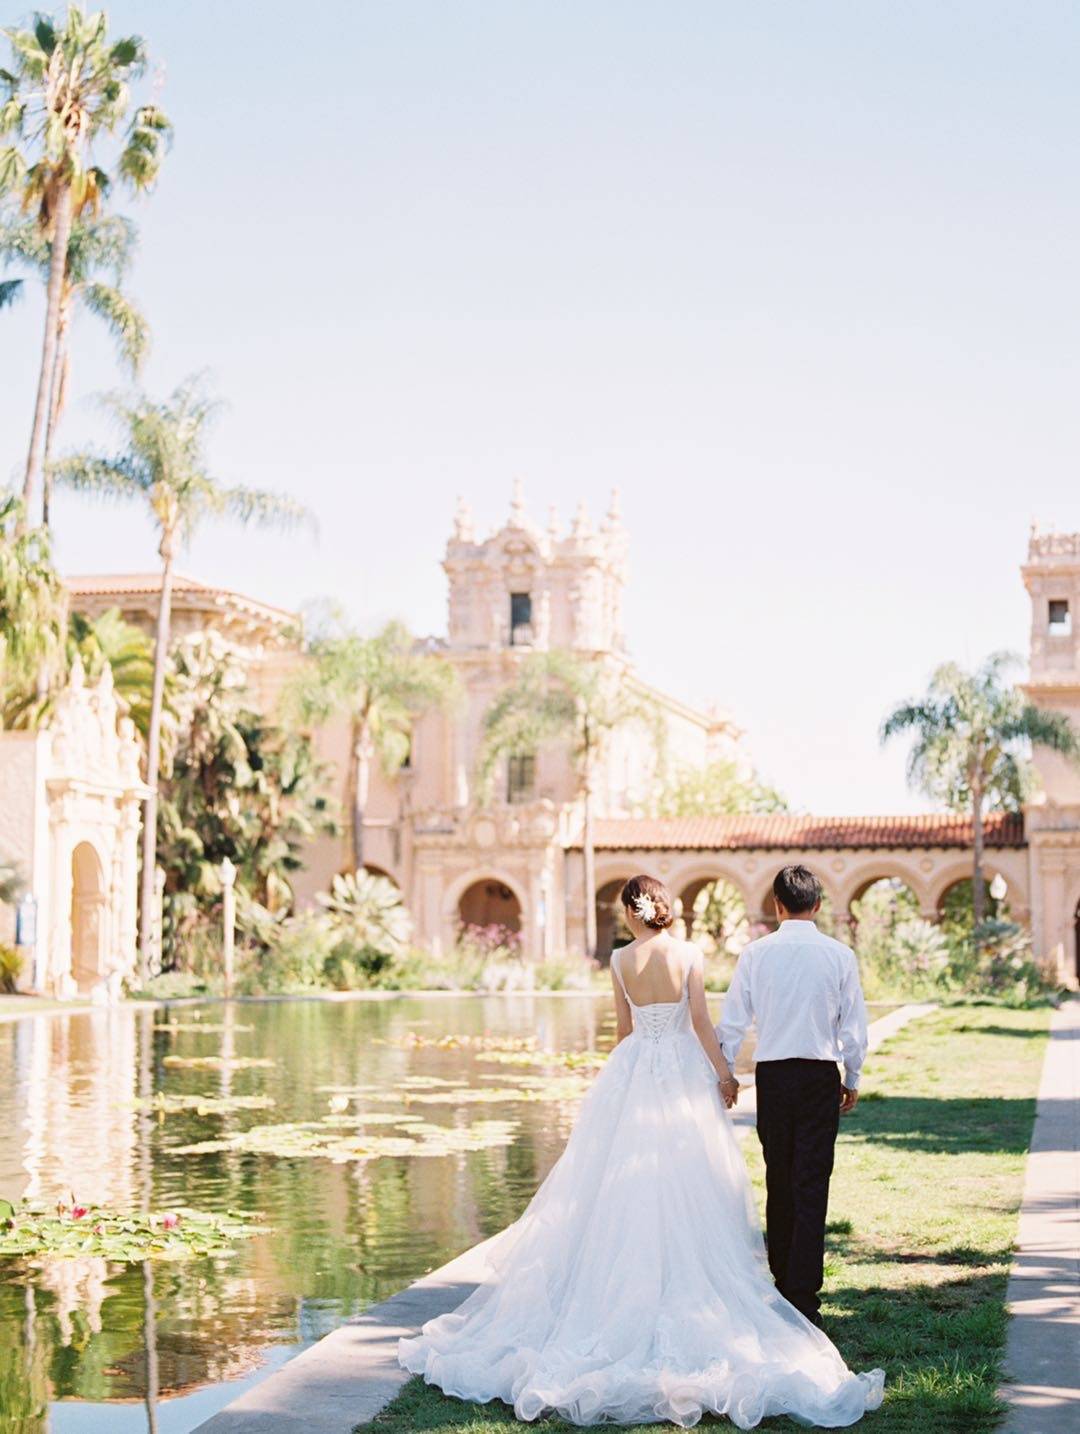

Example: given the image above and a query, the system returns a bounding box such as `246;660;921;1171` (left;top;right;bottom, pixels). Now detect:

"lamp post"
220;858;236;997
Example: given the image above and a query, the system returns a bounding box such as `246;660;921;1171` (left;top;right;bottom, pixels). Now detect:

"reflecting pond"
0;994;623;1433
0;994;890;1432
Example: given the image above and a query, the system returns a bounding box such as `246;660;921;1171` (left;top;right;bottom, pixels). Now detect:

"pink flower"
160;1212;181;1231
71;1206;88;1220
93;1223;106;1235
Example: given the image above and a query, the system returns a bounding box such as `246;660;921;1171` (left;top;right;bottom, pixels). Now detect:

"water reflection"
0;994;615;1432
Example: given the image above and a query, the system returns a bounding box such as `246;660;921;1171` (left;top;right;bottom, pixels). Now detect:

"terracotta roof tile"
66;572;210;595
64;572;297;622
572;811;1025;851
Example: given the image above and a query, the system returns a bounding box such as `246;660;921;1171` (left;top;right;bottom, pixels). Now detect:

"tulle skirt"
399;1027;884;1428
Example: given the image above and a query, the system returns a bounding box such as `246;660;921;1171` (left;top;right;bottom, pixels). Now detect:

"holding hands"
719;1076;740;1109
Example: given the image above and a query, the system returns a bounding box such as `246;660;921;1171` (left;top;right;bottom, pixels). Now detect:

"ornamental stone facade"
0;659;149;998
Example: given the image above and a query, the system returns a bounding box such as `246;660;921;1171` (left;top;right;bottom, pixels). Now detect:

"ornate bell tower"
1023;525;1080;808
1022;525;1080;985
443;481;629;656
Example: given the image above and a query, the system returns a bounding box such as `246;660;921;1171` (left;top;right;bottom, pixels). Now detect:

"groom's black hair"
773;865;822;914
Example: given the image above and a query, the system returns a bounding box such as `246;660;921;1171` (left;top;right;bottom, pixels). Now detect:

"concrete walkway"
1000;996;1080;1433
194;1001;937;1434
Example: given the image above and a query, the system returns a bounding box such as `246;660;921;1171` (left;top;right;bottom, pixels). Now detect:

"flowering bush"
457;922;523;960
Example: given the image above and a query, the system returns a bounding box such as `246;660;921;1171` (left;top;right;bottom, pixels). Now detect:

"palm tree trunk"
972;785;986;938
23;183;73;527
352;722;373;873
41;308;71;528
582;726;597;959
138;533;175;984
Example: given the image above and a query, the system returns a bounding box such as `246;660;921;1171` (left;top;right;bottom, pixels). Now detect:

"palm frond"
50;451;148;501
0;276;22;308
218;485;314;535
80;280;149;370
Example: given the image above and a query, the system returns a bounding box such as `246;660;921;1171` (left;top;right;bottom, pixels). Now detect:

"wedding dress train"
398;949;885;1428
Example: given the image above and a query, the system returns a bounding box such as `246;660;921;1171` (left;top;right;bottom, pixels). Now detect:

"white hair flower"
632;893;657;923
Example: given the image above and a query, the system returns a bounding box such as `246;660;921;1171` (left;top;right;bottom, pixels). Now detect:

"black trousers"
754;1058;841;1324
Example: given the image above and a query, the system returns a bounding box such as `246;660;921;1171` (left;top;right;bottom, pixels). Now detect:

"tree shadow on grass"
951;1024;1049;1040
845;1095;1039;1156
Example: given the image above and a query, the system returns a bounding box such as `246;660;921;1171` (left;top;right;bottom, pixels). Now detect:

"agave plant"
316;870;412;955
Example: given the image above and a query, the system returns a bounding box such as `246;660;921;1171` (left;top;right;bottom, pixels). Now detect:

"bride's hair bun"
620;874;674;930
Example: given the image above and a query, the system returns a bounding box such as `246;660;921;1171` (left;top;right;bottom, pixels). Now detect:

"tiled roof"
65;572;297;622
572;811;1025;851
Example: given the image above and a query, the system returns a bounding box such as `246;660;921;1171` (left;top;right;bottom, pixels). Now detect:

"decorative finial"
510;478;526;525
96;660;114;694
606;486;623;527
547;505;560;540
70;653;85;690
571;500;592;538
452;495;474;542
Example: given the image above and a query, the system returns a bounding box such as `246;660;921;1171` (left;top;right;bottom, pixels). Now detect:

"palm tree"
0;214;149;522
0;493;66;726
287;618;460;871
0;5;170;523
480;650;661;959
51;375;312;984
882;651;1080;929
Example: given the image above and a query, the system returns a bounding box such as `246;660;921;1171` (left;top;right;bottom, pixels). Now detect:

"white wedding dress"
399;948;885;1428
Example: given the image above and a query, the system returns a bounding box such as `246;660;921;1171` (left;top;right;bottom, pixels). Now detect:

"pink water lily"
71;1206;89;1220
160;1212;181;1230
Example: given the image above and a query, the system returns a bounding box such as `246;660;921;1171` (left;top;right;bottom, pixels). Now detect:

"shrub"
0;943;22;994
317;871;411;953
946;920;1056;1005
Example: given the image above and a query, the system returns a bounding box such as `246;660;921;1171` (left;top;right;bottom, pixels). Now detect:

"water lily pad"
162;1055;275;1070
0;1201;263;1262
153;1022;255;1033
378;1032;539;1052
404;1074;591;1105
173;1116;519;1164
477;1049;606;1071
132;1093;276;1117
403;1086;530;1105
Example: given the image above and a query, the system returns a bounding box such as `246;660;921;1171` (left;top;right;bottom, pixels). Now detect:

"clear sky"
2;1;1078;814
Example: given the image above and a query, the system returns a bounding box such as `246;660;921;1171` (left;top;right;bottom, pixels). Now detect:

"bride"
399;874;884;1428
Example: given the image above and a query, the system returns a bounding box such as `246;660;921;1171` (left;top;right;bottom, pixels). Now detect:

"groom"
718;864;869;1327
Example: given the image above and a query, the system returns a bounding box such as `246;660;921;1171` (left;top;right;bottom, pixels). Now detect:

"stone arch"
362;863;400;890
930;862;1011;919
70;842;107;994
595;874;636;964
666;864;754;949
448;871;526;940
846;875;925;958
835;862;933;917
667;861;754;915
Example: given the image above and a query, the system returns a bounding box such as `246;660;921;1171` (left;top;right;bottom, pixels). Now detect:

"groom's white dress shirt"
718;919;869;1090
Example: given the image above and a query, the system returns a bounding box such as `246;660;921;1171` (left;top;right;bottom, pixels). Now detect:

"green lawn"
355;1003;1050;1433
